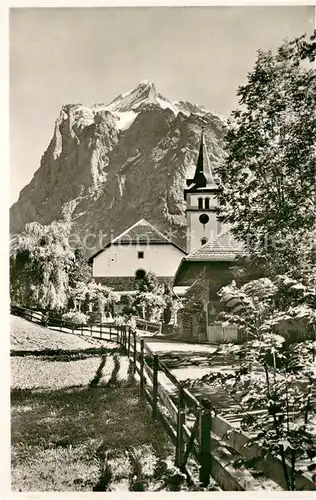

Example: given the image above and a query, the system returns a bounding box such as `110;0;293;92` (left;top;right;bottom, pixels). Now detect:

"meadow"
11;316;182;492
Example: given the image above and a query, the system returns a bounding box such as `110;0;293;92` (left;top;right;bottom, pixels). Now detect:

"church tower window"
198;197;203;209
201;237;208;245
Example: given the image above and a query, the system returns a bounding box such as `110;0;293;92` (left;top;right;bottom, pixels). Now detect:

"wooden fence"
135;317;162;334
10;304;315;491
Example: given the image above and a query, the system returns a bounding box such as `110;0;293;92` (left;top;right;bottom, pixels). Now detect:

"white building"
89;219;187;291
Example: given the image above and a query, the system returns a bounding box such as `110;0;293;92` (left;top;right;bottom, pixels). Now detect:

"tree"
10;220;76;311
81;281;119;316
216;31;316;277
134;292;166;322
193;277;316;490
10;218;118;317
133;271;166;321
192;32;316;489
134;271;162;294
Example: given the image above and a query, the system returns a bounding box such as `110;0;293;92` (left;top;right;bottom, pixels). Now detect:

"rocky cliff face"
10;81;226;255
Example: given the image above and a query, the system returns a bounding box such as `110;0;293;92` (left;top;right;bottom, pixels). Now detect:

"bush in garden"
62;311;88;325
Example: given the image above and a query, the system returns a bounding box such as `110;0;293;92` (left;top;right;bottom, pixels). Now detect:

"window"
217;220;222;235
201;237;208;245
198;197;203;209
205;197;210;209
138;251;144;259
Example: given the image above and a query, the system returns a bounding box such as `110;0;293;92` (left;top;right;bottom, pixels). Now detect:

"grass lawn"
11;316;178;492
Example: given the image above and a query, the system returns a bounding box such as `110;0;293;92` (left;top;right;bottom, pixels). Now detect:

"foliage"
61;311;88;325
10;218;119;316
68;246;92;289
216;31;316;276
126;316;137;331
70;280;119;315
208;34;316;487
120;294;137;316
133;292;166;322
10;220;76;311
134;271;162;294
162;284;183;325
133;272;166;321
195;277;316;490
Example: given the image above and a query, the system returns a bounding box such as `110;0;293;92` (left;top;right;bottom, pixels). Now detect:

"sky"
10;5;315;205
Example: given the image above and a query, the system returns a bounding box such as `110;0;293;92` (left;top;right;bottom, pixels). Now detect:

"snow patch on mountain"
156;95;180;116
117;174;126;196
112;111;138;131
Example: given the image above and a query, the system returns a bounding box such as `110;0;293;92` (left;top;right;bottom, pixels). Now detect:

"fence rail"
10;304;315;491
135;317;162;334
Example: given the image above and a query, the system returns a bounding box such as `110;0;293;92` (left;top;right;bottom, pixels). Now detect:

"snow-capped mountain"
10;81;226;254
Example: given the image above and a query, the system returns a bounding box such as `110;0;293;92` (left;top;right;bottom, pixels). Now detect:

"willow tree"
10;219;90;312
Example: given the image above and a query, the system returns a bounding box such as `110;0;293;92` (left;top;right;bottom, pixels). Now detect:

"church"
89;128;243;341
173;127;244;342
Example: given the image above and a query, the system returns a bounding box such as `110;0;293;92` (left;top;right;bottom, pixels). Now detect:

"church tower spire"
186;127;217;191
184;128;221;253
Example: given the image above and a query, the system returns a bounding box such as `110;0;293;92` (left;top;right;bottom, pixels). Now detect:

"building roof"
89;219;187;261
113;219;171;244
185;230;244;262
173;230;244;287
185;127;218;195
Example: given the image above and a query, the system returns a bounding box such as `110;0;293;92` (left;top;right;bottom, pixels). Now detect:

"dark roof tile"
185;230;244;262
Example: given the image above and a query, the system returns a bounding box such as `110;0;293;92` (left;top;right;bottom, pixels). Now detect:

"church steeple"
184;127;221;253
186;127;217;192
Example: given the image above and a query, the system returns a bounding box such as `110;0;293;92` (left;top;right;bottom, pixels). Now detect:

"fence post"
127;327;131;357
100;323;102;339
152;354;159;420
133;331;137;374
109;325;112;341
175;385;186;468
81;323;83;336
119;326;122;345
140;339;145;394
90;323;93;337
60;320;62;332
72;323;74;335
199;399;212;487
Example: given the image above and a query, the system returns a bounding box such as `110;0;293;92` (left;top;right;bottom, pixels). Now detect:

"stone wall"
95;276;173;292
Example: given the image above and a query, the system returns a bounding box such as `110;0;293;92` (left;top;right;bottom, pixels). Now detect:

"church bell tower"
184;127;221;254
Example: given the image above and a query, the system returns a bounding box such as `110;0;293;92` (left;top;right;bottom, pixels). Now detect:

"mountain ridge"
10;81;227;256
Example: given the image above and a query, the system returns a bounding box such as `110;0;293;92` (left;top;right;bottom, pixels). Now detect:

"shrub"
113;315;125;326
62;311;88;325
